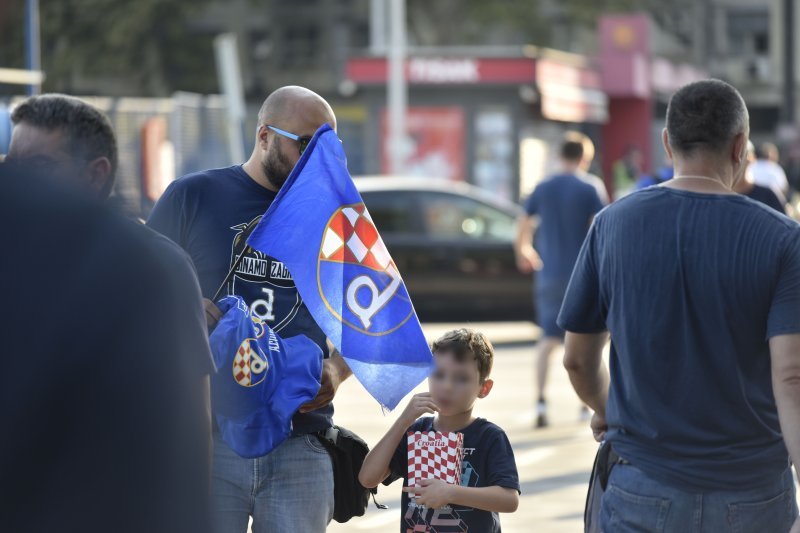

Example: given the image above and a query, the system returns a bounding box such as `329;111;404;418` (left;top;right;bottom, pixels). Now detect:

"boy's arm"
358;393;438;488
404;481;519;513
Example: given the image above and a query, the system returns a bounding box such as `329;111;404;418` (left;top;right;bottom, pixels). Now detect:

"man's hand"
515;246;543;274
203;298;223;329
300;350;352;413
591;412;608;443
399;393;439;427
402;478;452;509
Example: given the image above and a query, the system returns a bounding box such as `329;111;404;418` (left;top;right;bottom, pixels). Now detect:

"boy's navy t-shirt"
147;165;331;435
385;417;519;533
524;173;605;283
558;187;800;491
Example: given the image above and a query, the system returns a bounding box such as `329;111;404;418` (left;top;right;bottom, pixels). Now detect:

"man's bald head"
257;86;336;132
250;86;337;192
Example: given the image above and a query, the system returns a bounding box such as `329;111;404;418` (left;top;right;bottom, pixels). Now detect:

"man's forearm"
568;364;609;416
770;334;800;476
563;332;609;415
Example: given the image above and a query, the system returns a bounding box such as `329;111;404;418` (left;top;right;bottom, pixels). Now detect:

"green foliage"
0;0;216;96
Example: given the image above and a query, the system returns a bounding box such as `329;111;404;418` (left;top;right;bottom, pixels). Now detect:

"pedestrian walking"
561;79;800;533
515;132;607;428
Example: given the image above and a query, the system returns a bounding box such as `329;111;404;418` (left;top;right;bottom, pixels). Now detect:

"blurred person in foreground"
2;94;213;523
734;140;787;213
8;94;118;201
148;85;352;533
560;79;800;532
752;141;790;196
515;131;607;428
0;161;213;532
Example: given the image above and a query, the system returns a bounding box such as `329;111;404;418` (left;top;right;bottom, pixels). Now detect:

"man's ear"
256;125;270;150
661;128;673;162
478;379;494;399
87;156;113;197
731;131;748;165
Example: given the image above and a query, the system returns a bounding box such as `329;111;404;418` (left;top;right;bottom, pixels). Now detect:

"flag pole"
211;246;251;302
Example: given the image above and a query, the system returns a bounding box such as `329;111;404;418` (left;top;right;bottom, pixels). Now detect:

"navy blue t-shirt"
558;187;800;491
385;417;519;533
746;183;786;214
524;173;605;284
147;165;331;435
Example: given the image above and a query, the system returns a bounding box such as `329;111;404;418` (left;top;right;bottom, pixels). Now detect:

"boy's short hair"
431;328;494;382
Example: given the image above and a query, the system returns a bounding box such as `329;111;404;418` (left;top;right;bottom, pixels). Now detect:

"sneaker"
535;401;549;428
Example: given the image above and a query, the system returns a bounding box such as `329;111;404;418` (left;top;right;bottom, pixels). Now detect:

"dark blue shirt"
147;165;331;435
746;183;786;214
386;417;519;533
1;164;212;533
524;173;605;283
558;187;800;491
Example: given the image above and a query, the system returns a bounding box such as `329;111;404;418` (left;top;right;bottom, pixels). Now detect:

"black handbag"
316;425;387;523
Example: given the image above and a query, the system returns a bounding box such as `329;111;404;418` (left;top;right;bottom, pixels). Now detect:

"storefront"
342;49;608;202
599;14;707;193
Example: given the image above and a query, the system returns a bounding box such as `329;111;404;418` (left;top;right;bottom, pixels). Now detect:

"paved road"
327;322;599;533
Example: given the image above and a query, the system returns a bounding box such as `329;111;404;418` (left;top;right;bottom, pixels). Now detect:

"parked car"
354;176;534;322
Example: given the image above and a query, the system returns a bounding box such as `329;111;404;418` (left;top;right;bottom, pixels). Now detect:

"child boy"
359;328;520;532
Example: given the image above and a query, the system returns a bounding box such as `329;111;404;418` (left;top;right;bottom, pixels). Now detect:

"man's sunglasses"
263;125;311;155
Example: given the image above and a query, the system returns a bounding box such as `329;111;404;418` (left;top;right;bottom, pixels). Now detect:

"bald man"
148;86;351;533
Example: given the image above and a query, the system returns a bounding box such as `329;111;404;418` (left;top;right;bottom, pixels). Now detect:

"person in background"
515;132;606;428
751;141;789;196
734;141;787;213
612;145;643;198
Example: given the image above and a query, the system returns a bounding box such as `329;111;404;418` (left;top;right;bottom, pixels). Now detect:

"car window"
360;190;420;236
420;192;515;241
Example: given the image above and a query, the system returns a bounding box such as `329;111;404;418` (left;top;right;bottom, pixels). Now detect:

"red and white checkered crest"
320;204;393;272
232;338;269;387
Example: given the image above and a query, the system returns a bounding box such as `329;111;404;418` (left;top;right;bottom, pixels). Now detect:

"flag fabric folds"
246;124;434;409
209;295;323;457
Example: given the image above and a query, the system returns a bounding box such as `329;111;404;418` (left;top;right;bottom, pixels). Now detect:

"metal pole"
388;0;407;175
784;0;795;124
24;0;41;96
214;33;247;163
370;0;387;55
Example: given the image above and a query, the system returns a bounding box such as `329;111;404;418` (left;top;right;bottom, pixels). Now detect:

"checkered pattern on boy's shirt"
407;431;464;487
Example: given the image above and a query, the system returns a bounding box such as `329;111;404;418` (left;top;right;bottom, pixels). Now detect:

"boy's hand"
403;479;452;509
400;393;439;426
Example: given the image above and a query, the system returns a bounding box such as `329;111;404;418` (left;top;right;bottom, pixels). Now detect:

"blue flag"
246;124;434;409
209;295;323;457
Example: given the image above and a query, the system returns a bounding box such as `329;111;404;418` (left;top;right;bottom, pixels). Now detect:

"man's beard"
262;147;294;190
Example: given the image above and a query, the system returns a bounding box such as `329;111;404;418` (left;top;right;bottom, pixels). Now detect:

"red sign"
347;57;536;85
381;107;465;181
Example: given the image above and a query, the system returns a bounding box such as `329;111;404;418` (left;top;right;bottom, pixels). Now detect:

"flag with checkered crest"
246;124;434;410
